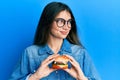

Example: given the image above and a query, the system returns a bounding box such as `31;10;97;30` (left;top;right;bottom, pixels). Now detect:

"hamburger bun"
52;55;69;69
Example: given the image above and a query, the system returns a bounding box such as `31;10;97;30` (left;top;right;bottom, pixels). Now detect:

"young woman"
9;2;101;80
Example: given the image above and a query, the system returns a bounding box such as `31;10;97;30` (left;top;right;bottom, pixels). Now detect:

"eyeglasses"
54;18;73;28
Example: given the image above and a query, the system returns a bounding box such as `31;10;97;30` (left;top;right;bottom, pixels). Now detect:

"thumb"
49;68;57;73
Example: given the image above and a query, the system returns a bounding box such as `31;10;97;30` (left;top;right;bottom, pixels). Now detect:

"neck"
47;37;63;54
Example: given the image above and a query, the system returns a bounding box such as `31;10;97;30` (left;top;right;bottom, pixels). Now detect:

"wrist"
29;73;41;80
77;76;88;80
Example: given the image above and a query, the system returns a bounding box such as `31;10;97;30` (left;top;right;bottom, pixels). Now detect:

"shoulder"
25;45;40;51
70;44;90;57
22;45;41;58
71;44;85;53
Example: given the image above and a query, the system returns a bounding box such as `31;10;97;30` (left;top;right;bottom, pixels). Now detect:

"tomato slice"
52;64;68;69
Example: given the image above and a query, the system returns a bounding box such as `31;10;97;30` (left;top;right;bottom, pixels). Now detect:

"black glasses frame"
54;18;73;28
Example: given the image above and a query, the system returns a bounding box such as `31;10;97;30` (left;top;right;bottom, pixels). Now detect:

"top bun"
54;55;69;64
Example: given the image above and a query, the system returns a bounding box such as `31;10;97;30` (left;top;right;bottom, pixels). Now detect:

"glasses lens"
57;19;65;27
67;20;72;28
55;18;72;28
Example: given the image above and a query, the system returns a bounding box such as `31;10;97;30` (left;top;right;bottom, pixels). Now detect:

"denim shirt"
9;39;101;80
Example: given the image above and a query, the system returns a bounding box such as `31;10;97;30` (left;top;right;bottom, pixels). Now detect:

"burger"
52;55;69;69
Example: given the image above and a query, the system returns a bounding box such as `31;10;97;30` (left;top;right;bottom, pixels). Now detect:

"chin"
60;35;68;39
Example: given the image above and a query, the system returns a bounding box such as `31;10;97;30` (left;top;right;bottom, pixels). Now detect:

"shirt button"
34;70;36;72
56;71;58;73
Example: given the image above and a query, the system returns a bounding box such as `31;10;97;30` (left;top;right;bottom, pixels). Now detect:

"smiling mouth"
60;31;68;35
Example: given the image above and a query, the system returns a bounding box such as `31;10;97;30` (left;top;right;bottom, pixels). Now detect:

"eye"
67;19;72;25
68;19;72;23
56;18;64;23
54;18;72;28
58;19;64;24
55;18;65;27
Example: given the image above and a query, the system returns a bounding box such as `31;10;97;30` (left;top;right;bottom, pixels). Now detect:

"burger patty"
53;61;66;65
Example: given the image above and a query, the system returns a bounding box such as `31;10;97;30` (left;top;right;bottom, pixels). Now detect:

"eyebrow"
55;18;72;21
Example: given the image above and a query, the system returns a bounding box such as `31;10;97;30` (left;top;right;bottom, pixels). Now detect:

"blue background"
0;0;120;80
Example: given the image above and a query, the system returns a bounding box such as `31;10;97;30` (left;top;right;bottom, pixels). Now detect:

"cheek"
51;29;57;34
51;23;61;33
68;28;71;32
50;26;59;34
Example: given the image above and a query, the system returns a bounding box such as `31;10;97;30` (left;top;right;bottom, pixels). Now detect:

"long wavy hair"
34;2;83;46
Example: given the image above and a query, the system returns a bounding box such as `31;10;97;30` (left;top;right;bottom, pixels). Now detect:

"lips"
60;31;68;35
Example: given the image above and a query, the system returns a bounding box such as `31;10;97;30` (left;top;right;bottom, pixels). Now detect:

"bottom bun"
52;64;68;69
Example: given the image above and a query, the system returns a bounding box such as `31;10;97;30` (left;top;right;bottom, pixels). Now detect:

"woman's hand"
64;55;88;80
29;54;59;80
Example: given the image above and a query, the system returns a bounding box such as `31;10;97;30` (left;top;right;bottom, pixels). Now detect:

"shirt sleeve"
83;49;101;80
9;49;31;80
25;74;32;80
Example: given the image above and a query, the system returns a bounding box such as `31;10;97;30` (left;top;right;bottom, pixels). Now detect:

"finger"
64;68;70;73
49;68;57;73
64;55;80;68
44;57;55;66
46;54;59;62
64;54;78;65
64;68;75;74
68;60;78;68
43;54;60;66
64;68;77;78
42;54;59;64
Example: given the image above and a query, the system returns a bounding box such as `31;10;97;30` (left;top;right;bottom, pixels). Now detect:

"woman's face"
50;10;72;39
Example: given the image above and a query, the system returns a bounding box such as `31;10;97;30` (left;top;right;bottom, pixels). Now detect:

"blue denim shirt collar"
38;39;72;55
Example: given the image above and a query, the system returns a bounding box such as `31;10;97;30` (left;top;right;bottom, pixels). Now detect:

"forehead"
55;10;71;19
